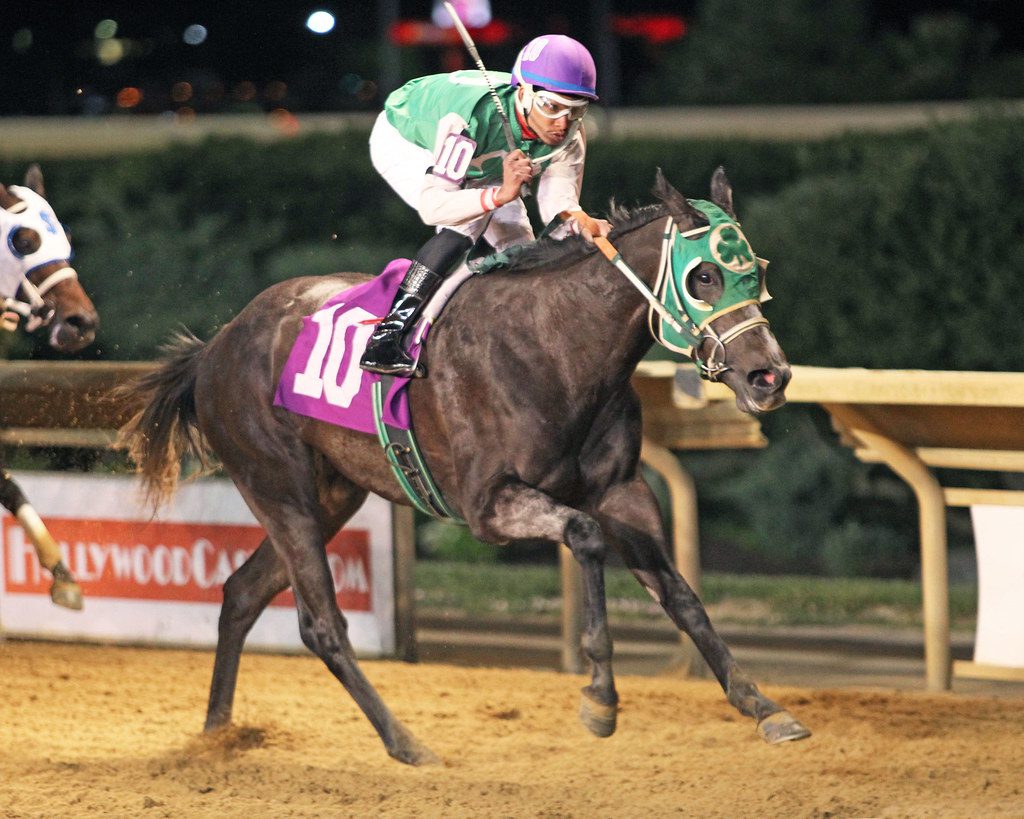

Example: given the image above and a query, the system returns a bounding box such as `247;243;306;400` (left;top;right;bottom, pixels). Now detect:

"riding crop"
443;1;529;198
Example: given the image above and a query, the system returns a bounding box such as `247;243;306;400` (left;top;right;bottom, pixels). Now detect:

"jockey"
360;34;613;377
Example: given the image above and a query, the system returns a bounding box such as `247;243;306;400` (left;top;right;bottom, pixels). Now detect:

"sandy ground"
2;640;1023;818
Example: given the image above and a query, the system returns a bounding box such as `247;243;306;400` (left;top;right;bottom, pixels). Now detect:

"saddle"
274;250;523;522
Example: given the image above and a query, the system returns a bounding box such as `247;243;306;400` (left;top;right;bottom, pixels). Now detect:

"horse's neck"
538;221;663;386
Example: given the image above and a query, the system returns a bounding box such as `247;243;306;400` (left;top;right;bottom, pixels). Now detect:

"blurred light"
116;87;143;108
95;19;118;40
306;11;336;34
12;28;32;54
432;0;491;28
183;24;208;46
390;18;509;47
232;81;257;102
270;108;301;136
176;107;197;122
612;14;687;44
97;38;125;65
171;81;193;103
264;80;287;102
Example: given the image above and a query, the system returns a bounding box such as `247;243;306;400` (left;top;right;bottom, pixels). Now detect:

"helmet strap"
515;84;535;118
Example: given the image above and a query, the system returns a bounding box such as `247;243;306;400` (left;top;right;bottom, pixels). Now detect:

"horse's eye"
696;271;713;285
9;227;41;258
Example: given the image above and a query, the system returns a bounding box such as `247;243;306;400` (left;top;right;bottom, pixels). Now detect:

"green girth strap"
372;377;464;523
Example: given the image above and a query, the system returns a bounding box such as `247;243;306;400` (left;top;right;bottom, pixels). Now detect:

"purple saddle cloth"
273;259;415;434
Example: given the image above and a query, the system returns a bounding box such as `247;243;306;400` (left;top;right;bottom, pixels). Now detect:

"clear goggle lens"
532;91;589;121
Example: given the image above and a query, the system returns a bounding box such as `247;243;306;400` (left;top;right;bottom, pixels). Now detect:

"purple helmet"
511;35;598;101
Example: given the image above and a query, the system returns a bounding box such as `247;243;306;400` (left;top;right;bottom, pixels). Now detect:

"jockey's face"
519;87;586;146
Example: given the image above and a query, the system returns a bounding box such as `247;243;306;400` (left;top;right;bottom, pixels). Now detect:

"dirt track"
2;640;1023;817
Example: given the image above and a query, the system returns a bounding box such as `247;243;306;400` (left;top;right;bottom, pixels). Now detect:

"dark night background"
2;1;1023;115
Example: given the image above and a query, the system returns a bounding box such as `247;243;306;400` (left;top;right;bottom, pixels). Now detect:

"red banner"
3;518;372;611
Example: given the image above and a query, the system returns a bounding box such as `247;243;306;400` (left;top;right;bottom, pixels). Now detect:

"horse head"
0;165;98;352
652;168;790;413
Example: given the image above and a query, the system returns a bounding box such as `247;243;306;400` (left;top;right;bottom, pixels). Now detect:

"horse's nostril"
748;368;787;392
65;314;97;333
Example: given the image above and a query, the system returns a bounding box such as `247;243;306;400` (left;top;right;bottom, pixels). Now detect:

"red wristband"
480;187;501;213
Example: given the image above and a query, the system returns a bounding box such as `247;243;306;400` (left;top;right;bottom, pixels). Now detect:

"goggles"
531;90;589;121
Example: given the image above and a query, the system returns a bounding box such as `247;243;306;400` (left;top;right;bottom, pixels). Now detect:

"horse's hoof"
757;710;811;745
387;725;440;766
579;690;617;738
50;579;83;611
388;740;440;766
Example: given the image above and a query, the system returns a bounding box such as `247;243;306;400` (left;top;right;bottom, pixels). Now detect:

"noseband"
691;310;770;382
1;185;78;333
2;265;79;331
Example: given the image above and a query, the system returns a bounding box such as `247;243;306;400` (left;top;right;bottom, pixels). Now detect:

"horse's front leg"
477;481;618;737
597;475;810;744
0;469;82;610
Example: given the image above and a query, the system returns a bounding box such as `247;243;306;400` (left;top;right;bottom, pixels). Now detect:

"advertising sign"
0;472;395;656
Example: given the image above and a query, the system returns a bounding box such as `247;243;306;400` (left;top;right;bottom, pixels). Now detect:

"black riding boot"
359;260;443;377
360;228;473;378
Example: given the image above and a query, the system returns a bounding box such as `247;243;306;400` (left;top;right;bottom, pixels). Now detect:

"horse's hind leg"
224;469;436;765
478;481;618;738
0;469;82;610
205;536;290;730
205;477;373;730
205;479;361;729
598;476;810;744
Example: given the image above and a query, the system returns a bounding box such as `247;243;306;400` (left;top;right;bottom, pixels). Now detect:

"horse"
118;168;809;765
0;165;99;609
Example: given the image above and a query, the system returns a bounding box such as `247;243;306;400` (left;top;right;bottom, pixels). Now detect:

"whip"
442;2;517;152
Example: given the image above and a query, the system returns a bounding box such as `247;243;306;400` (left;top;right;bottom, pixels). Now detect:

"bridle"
1;187;79;332
592;205;771;383
2;265;78;332
649;215;770;381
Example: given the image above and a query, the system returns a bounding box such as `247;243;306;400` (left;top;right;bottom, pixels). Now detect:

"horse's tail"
114;329;212;509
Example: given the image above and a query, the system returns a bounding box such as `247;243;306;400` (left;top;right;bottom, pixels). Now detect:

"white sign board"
969;505;1024;668
0;472;395;656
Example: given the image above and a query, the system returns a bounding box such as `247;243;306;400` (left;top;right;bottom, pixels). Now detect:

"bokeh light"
306;11;336;34
264;81;287;102
432;0;491;28
183;24;208;46
171;81;193;103
116;87;143;108
232;81;257;102
94;19;118;40
96;39;126;66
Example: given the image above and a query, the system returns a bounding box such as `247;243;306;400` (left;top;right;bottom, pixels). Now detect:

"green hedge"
5;114;1024;576
9;115;1023;369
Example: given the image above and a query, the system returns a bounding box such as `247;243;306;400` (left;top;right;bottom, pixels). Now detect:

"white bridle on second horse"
0;183;82;336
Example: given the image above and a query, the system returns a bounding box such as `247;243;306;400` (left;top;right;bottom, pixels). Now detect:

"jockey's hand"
495;150;534;206
568;209;613;243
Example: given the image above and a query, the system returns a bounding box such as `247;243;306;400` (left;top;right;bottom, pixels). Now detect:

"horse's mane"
505;201;670;274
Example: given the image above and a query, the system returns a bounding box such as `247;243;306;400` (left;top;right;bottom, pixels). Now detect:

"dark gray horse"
118;169;809;765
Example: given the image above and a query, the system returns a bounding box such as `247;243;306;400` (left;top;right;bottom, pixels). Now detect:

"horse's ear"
710;166;736;218
653;168;706;228
24;164;45;197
